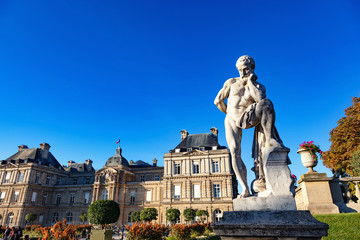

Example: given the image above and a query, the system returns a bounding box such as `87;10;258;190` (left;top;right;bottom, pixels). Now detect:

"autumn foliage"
323;97;360;175
126;221;169;240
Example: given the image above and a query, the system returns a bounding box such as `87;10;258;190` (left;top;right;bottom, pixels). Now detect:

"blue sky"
1;0;359;190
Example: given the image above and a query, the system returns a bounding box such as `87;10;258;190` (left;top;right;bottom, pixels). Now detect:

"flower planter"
297;149;318;174
90;229;113;240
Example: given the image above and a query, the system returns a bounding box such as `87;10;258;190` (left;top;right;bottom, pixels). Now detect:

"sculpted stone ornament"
214;55;292;199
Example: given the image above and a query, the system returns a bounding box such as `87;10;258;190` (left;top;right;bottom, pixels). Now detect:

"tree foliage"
130;211;141;222
25;213;37;224
350;150;360;177
166;208;180;224
140;208;158;222
79;212;87;224
196;210;209;223
0;213;2;220
87;200;120;226
323;97;360;175
183;208;196;223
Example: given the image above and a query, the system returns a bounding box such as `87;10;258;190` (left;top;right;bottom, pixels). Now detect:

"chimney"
85;159;93;168
153;158;158;167
68;160;75;167
18;145;29;152
181;130;189;141
210;127;218;136
40;142;51;159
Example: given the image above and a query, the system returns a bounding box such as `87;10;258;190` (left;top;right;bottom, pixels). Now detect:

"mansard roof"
105;147;130;167
64;162;95;172
175;133;219;149
4;147;63;169
129;160;152;168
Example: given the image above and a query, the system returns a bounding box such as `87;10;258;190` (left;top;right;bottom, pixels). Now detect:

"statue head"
236;55;255;78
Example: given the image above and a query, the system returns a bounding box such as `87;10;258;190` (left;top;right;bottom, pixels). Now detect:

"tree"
183;208;196;224
166;208;180;225
0;213;2;221
88;200;120;228
323;97;360;175
195;210;209;223
140;208;158;222
79;212;88;224
130;211;141;222
350;150;360;176
25;213;38;224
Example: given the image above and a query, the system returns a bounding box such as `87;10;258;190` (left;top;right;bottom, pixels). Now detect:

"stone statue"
215;55;288;198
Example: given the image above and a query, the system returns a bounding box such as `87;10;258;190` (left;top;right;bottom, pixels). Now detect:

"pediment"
183;149;206;156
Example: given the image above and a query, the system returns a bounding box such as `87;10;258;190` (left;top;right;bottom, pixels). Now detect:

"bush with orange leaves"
126;221;169;240
33;219;92;240
169;224;193;240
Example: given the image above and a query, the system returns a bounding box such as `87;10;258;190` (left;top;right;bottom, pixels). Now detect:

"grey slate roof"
129;160;152;168
175;133;219;149
64;163;95;172
4;148;63;169
105;147;130;167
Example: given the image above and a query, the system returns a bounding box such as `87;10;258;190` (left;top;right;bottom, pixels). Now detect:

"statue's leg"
255;99;283;148
225;116;250;198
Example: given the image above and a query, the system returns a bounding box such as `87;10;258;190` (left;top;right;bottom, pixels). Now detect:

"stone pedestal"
295;173;340;214
233;196;296;211
213;211;328;240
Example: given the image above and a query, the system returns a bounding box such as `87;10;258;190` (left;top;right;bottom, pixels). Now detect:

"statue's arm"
247;74;266;102
214;78;233;114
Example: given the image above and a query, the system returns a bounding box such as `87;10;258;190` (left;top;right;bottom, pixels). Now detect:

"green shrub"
88;200;120;227
140;208;158;222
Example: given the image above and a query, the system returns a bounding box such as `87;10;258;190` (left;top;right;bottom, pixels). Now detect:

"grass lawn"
314;213;360;240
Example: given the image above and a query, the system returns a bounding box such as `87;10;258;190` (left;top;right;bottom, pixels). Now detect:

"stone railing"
339;177;360;204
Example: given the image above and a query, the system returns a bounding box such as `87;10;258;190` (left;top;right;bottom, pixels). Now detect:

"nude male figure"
214;55;283;198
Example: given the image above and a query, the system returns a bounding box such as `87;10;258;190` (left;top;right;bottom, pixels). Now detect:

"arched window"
214;209;223;222
128;212;132;223
53;212;59;222
7;212;14;225
66;212;73;222
102;190;108;200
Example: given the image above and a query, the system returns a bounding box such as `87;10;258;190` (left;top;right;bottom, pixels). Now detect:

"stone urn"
297;149;317;174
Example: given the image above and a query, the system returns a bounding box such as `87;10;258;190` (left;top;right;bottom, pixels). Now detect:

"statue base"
233;196;296;211
213;210;328;240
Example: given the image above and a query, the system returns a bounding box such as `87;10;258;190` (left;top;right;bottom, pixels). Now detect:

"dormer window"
187;148;192;152
175;148;180;153
199;147;205;151
212;146;218;150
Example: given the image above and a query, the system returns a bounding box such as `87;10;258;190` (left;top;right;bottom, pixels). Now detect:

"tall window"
35;173;40;183
84;192;90;203
46;176;51;185
214;209;223;222
85;177;91;184
140;176;145;182
193;162;200;174
70;193;75;204
130;191;136;203
5;172;11;183
18;172;24;183
13;191;19;202
155;175;160;181
67;212;73;222
39;214;44;223
73;178;78;185
102;190;108;200
174;185;181;199
7;212;14;225
43;193;48;204
212;161;219;173
31;192;37;203
0;192;6;203
53;212;59;222
174;163;181;175
56;194;61;204
128;212;132;223
193;184;201;198
213;184;221;198
146;190;152;202
56;177;61;185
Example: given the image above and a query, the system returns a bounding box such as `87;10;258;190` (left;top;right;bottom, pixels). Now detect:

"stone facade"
0;128;236;226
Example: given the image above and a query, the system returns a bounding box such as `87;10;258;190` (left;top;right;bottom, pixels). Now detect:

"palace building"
0;128;236;226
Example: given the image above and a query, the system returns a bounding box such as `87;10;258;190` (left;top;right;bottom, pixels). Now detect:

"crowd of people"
2;226;28;240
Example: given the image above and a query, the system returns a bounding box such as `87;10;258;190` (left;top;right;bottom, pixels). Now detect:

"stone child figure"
214;55;285;198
